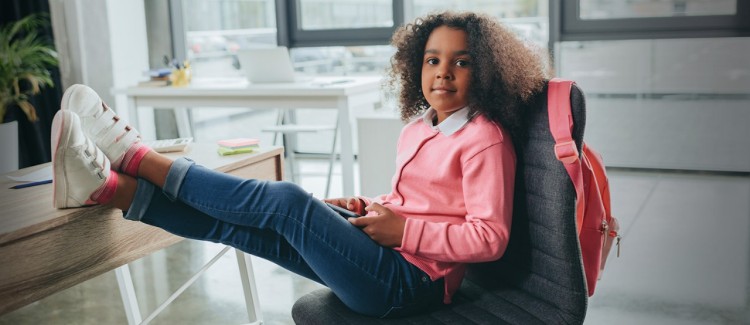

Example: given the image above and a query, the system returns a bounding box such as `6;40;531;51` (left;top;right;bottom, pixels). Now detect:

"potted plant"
0;13;58;123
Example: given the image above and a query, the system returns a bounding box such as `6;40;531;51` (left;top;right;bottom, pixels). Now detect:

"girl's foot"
60;84;145;172
51;110;118;208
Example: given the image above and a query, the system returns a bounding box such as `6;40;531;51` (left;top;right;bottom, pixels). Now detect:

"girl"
52;12;547;318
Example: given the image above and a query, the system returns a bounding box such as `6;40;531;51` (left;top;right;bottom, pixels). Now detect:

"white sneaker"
51;110;112;208
61;84;141;170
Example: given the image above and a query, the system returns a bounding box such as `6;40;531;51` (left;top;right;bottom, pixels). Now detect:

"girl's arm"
399;142;515;263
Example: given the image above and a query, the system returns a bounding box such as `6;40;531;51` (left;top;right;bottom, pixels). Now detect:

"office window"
407;0;549;48
284;0;549;48
283;0;400;47
408;0;546;21
181;0;277;77
289;45;393;76
561;0;749;40
297;0;393;30
172;0;280;149
579;0;737;20
284;0;400;75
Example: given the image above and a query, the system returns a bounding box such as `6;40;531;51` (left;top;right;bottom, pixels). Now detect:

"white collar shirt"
420;106;471;136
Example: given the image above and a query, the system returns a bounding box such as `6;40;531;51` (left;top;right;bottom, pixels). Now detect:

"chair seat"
292;279;581;324
261;124;336;133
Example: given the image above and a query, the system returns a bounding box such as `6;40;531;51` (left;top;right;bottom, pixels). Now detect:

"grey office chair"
262;110;338;198
291;82;590;324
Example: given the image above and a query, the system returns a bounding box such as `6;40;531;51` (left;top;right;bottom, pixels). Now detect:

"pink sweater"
361;113;516;304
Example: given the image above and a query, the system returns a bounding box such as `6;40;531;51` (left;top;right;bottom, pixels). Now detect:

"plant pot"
0;120;19;173
2;104;49;168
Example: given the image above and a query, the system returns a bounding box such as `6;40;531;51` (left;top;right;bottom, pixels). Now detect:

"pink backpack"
547;78;621;296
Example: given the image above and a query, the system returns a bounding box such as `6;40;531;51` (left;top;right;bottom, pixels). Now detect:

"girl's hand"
323;197;365;215
349;203;406;247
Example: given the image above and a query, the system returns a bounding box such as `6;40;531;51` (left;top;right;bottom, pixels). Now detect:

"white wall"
557;38;750;172
49;0;151;137
357;115;403;197
107;0;149;121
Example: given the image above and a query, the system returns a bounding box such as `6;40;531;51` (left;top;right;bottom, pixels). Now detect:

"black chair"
291;83;589;324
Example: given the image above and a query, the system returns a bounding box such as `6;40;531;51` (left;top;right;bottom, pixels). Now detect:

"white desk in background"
115;76;383;197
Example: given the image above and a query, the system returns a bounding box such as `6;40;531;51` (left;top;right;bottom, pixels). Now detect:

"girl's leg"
118;174;323;281
136;151;171;188
126;158;444;317
110;174;136;211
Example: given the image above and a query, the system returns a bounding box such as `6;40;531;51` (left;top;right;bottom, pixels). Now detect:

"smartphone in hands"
326;202;361;219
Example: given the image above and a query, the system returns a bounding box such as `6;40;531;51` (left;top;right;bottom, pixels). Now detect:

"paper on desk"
190;77;247;87
7;165;52;182
310;78;354;87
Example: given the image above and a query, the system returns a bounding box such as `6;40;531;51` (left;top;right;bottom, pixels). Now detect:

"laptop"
237;47;297;83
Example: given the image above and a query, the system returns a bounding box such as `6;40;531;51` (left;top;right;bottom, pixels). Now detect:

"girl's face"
421;26;472;124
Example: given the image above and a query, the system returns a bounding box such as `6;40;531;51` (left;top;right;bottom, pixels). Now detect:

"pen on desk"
318;79;354;87
328;79;353;85
10;179;52;189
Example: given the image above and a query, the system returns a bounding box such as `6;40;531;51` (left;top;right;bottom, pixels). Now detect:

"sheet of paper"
7;165;52;182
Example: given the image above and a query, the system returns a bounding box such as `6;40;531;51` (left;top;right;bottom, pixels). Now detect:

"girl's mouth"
432;86;456;92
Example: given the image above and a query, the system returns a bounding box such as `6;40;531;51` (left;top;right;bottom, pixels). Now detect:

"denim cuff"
163;157;195;201
124;179;156;221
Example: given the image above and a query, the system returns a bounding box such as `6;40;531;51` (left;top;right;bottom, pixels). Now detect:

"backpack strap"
548;78;585;234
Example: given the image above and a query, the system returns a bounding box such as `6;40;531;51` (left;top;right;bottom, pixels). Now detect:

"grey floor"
2;159;749;324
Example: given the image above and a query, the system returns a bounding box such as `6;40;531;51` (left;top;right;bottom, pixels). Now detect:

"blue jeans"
124;158;444;318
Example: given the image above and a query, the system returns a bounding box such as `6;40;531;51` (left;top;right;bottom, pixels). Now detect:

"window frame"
560;0;750;41
277;0;405;48
168;0;188;61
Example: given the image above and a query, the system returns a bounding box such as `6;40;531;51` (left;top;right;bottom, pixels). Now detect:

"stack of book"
217;138;260;156
138;68;172;87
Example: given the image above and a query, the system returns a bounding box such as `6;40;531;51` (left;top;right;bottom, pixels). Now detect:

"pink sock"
90;171;119;204
119;143;151;177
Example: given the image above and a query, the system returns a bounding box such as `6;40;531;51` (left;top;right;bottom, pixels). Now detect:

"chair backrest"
464;81;589;323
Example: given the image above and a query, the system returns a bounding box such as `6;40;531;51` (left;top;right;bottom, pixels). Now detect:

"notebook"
237;47;297;83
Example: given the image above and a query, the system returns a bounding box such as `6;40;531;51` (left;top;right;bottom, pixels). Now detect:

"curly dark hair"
387;11;550;138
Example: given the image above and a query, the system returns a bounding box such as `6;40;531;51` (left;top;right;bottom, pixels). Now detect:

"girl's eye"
426;58;438;65
456;59;470;67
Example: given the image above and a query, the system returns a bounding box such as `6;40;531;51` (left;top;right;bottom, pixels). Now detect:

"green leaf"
0;13;57;122
18;100;38;122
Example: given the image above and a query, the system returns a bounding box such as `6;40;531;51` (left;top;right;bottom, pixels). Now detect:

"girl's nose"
436;65;453;80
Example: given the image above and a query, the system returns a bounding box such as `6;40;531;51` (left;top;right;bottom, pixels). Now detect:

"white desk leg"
174;108;193;138
235;249;263;324
115;264;143;325
286;109;299;183
151;250;170;306
338;97;354;196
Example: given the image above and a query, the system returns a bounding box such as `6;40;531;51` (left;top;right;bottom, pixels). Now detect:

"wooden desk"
0;144;283;316
116;76;382;196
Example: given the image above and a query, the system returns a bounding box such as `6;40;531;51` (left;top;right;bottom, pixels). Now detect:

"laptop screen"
237;47;297;83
